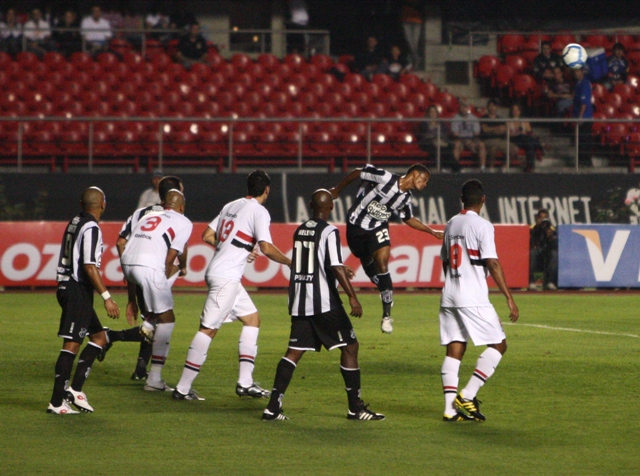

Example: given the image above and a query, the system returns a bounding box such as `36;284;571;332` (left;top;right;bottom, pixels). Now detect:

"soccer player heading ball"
330;164;443;333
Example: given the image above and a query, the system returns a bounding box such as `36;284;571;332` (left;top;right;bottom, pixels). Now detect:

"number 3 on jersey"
140;215;162;232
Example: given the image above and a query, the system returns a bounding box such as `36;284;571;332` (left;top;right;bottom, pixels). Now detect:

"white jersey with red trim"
121;209;193;271
440;209;498;308
205;197;273;281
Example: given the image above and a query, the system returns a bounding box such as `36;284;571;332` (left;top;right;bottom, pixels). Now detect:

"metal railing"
448;29;640;62
0;26;330;57
0;116;637;173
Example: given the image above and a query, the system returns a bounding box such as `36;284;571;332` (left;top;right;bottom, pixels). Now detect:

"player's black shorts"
288;307;357;352
346;221;391;260
56;280;103;343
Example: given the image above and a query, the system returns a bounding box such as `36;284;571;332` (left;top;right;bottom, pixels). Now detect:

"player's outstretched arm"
329;168;362;200
485;258;519;322
258;241;292;267
332;265;362;318
403;216;444;240
84;263;120;319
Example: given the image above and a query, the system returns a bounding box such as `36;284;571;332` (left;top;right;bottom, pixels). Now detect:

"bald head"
310;189;334;218
163;189;185;213
81;186;105;212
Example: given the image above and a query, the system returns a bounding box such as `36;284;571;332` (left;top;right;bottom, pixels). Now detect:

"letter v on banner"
573;230;630;281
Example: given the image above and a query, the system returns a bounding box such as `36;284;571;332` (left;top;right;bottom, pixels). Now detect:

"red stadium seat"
505;55;527;73
231;54;251;72
476;56;500;79
284;53;304;71
498;34;525;54
43;51;65;70
513;74;537;105
310;54;333;72
372;74;393;90
258;54;279;72
400;73;421;91
16;52;39;70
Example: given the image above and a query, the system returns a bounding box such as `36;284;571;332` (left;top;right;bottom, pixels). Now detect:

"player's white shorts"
122;265;173;314
200;276;258;330
439;306;506;346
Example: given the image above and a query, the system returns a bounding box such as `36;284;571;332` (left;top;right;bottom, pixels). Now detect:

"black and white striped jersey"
347;164;414;231
56;212;103;285
288;218;345;317
119;205;164;239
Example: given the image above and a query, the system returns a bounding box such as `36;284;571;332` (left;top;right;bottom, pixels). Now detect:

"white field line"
504;322;639;339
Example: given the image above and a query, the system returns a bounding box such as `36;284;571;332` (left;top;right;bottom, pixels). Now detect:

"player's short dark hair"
541;40;551;48
158;175;183;201
406;163;430;177
461;179;484;206
247;170;270;197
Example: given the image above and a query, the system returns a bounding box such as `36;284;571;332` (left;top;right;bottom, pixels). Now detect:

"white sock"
461;347;503;400
237;326;260;387
441;356;461;416
176;331;212;395
148;322;175;384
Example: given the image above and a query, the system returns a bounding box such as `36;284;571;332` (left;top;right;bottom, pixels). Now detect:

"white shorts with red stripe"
439;306;506;346
122;265;173;314
200;277;258;330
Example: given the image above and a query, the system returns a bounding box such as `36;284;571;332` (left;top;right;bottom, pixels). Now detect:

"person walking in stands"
330;164;443;334
438;179;519;422
48;187;120;414
263;189;384;421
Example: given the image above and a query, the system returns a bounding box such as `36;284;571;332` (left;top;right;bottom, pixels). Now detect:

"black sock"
267;358;297;413
121;327;144;342
50;350;76;406
376;272;393;315
362;260;379;285
70;342;101;392
340;366;361;412
136;340;153;370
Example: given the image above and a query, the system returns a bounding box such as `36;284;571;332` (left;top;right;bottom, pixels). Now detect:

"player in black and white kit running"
330;164;443;334
47;187;120;415
263;189;384;421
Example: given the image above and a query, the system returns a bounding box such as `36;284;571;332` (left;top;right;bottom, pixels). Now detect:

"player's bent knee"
238;312;260;327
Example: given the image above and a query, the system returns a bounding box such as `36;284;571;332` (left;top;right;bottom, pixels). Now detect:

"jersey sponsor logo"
134;233;152;240
366;201;392;221
306;220;318;228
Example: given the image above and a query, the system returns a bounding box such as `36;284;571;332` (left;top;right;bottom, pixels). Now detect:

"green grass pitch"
1;290;638;475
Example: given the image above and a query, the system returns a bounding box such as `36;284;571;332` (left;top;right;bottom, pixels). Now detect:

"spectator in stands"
480;98;517;170
450;102;487;171
508;103;543;173
175;23;208;68
604;42;629;90
418;105;460;172
383;45;412;79
286;0;310;54
81;5;112;54
401;0;424;69
53;10;82;56
529;209;558;291
357;35;384;80
137;170;164;208
0;8;23;55
534;41;562;81
572;66;593;168
545;66;573;117
24;8;52;57
150;14;176;45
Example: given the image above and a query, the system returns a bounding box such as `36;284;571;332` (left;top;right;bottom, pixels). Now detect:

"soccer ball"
562;43;588;69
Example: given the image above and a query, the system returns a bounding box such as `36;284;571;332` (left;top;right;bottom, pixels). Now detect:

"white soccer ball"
562;43;588;70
